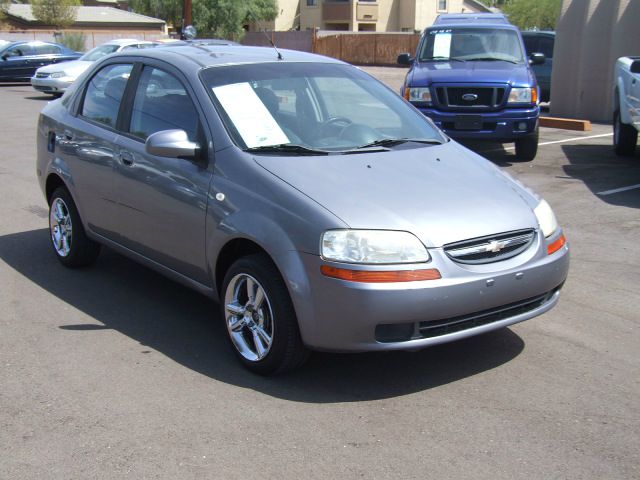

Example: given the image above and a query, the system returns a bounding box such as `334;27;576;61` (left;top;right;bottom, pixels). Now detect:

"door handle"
120;151;134;166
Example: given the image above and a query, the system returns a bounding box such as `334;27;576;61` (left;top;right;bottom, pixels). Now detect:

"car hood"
36;60;93;76
408;60;534;87
254;142;539;248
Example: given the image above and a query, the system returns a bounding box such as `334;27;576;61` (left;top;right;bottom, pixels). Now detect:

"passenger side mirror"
631;60;640;74
1;54;8;61
529;52;545;65
145;129;200;160
397;53;414;66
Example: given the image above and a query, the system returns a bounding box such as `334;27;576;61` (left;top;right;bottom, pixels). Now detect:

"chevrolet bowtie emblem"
486;240;507;253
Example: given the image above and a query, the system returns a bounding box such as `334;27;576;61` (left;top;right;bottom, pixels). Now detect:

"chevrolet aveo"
37;45;569;374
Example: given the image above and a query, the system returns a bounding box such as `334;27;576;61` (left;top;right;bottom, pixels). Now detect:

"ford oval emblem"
462;93;478;101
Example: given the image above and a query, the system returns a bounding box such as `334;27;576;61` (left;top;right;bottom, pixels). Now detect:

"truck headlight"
508;87;537;104
405;87;432;104
321;230;430;264
534;199;558;237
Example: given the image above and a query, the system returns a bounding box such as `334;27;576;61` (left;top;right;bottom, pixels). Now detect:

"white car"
614;56;640;155
31;38;157;97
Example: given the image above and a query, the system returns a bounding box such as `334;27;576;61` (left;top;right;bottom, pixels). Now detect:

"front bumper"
287;231;569;352
418;105;539;141
31;76;73;94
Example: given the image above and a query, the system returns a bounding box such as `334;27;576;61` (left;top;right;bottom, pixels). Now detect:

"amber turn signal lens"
532;87;538;104
321;265;441;283
404;88;410;101
547;234;566;255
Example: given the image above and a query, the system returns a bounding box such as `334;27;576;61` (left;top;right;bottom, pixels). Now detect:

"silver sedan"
36;45;569;374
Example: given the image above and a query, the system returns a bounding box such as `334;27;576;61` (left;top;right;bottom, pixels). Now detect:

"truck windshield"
420;27;525;64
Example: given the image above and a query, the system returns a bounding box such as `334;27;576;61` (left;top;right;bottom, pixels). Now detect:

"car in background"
613;56;640;156
36;45;569;374
0;41;81;81
522;31;555;103
31;38;157;97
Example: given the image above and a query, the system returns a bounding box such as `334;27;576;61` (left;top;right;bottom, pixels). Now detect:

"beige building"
299;0;490;32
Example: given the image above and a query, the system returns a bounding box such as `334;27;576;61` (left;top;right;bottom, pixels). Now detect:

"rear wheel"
515;128;539;161
613;109;638;156
221;254;309;375
48;187;100;267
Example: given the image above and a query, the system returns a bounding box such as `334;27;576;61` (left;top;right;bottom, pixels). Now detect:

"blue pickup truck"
398;14;544;160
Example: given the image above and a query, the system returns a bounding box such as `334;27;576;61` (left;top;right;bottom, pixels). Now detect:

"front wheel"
514;129;539;161
613;109;638;156
221;254;309;375
48;187;101;267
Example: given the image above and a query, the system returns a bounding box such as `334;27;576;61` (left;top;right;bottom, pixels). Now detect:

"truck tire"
614;109;637;156
515;129;539;161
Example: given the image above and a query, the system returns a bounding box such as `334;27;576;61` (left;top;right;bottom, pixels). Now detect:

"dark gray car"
36;45;569;374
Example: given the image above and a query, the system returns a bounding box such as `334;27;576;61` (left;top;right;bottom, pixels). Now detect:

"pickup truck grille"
435;86;506;110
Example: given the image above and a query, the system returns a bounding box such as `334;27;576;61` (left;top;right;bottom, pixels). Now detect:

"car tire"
221;253;309;375
48;187;101;268
515;128;539;161
613;109;637;156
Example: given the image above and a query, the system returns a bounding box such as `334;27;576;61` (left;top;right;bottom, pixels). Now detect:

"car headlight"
508;87;537;104
50;72;66;79
321;230;430;264
534;199;558;237
405;87;432;104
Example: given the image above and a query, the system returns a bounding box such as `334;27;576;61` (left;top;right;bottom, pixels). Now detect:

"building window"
307;0;317;5
437;0;447;11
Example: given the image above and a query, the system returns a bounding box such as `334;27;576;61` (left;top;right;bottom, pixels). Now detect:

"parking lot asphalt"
1;75;639;479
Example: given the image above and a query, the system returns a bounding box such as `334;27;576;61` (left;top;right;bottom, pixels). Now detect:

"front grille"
36;72;50;79
375;286;561;343
444;229;535;265
443;121;497;132
435;86;506;110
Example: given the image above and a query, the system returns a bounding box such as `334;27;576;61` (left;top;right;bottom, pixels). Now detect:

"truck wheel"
515;129;539;161
48;187;101;267
221;253;309;375
614;109;637;156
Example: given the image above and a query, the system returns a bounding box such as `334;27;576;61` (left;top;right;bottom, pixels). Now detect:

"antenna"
246;9;283;60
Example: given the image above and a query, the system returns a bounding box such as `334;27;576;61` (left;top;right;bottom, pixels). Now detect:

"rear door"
113;63;212;283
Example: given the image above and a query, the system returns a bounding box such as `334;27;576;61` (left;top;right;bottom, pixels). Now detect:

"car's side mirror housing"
631;59;640;74
145;129;200;160
529;52;546;65
397;53;414;66
1;54;8;61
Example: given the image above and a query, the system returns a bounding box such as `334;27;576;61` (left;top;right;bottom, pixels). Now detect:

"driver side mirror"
397;53;414;66
145;129;200;160
1;54;8;61
529;52;546;65
631;60;640;74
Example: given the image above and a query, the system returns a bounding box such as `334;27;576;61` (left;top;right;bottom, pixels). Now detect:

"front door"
113;65;211;284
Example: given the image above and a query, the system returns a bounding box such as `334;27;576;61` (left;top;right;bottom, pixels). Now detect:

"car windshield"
420;27;525;64
201;62;445;153
80;44;121;62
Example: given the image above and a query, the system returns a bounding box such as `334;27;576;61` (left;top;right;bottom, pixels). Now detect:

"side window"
129;67;199;141
6;45;32;57
522;36;538;56
538;37;554;58
81;63;133;128
34;44;62;55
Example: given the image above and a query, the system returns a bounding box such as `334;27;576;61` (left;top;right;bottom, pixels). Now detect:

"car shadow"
0;228;525;403
457;140;527;166
561;143;640;208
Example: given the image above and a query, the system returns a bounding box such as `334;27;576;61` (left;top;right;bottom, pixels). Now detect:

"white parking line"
502;132;613;151
597;184;640;196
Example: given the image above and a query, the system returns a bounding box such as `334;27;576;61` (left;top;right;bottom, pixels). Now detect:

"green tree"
129;0;182;29
192;0;278;40
1;0;10;23
31;0;81;30
502;0;562;31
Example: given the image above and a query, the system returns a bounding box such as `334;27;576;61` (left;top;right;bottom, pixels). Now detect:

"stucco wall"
551;0;640;122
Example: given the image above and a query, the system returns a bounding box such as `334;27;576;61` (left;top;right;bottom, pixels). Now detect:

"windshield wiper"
355;138;444;149
244;144;330;156
466;57;519;64
422;56;466;62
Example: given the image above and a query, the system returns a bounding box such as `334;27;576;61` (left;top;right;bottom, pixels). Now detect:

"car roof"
110;44;345;70
103;38;156;46
432;13;513;28
521;31;556;36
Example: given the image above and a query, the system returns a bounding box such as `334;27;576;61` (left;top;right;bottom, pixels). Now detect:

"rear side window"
129;67;199;141
34;44;62;55
81;64;133;128
538;37;554;58
522;36;538;56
